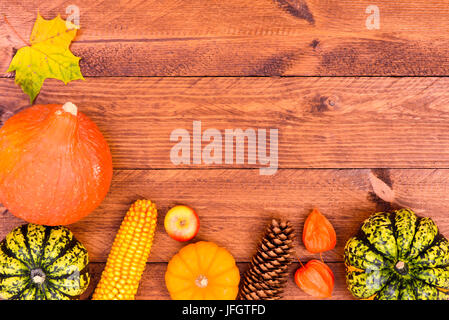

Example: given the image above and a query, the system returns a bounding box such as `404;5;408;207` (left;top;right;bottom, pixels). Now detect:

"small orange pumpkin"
0;102;112;225
165;241;240;300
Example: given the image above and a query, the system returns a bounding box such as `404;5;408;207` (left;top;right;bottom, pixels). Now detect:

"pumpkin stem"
62;102;78;116
195;274;208;288
394;261;409;276
30;268;46;285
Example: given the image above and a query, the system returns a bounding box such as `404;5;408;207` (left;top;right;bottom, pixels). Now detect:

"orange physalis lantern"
295;259;334;298
302;208;336;253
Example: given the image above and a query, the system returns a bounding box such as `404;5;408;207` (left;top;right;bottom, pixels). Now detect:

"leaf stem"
3;15;31;46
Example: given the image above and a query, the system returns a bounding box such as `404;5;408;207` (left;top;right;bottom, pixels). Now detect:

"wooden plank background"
2;0;449;300
3;77;449;169
2;0;449;76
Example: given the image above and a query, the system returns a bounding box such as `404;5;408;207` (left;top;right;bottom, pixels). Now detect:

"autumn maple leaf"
6;14;84;103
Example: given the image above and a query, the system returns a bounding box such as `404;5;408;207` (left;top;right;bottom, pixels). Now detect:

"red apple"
164;205;200;241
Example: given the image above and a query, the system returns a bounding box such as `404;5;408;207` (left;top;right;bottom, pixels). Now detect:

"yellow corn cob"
92;200;158;300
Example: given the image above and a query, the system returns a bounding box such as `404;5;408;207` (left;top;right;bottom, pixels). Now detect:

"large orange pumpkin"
0;102;112;225
165;241;240;300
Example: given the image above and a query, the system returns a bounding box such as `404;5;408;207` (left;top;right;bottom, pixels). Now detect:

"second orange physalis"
294;260;334;298
302;208;336;253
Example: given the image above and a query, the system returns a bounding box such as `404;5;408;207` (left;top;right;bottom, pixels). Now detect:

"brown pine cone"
238;219;295;300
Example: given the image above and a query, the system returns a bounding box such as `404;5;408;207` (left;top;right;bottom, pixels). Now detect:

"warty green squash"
0;223;90;300
344;209;449;300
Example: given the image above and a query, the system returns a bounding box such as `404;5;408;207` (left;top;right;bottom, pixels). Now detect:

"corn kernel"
92;200;157;300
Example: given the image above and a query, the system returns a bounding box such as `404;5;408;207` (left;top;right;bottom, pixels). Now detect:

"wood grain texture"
82;262;352;300
3;77;449;169
2;0;449;76
2;169;449;264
